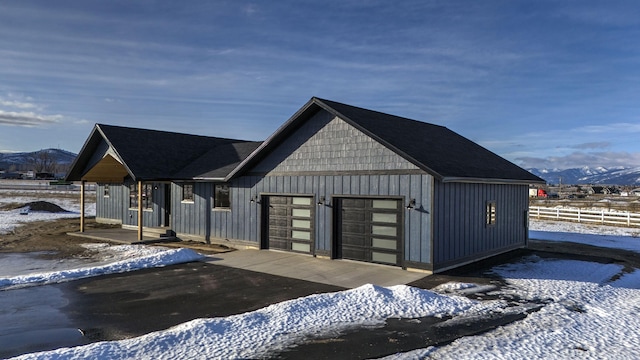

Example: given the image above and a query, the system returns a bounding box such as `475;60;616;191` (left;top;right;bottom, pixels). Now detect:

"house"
65;124;262;237
66;97;544;273
585;186;619;195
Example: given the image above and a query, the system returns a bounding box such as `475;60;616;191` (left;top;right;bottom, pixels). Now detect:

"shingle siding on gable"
252;110;421;174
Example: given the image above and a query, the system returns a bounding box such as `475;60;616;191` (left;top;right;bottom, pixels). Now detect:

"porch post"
80;180;86;232
138;180;143;241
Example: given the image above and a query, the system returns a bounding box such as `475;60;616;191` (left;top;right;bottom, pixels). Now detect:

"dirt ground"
0;218;113;258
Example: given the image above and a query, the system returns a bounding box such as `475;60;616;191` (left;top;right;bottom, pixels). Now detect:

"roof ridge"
97;123;251;143
313;97;448;129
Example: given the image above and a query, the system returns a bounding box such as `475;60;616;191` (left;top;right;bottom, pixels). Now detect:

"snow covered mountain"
0;148;77;171
528;166;640;185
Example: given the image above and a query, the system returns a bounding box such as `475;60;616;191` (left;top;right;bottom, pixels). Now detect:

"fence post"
556;208;560;219
628;212;631;227
578;208;581;223
601;210;605;225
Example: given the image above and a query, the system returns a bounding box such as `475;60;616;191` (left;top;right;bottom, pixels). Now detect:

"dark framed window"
129;184;138;208
103;184;110;197
130;183;153;209
486;201;496;226
214;183;230;208
182;183;194;202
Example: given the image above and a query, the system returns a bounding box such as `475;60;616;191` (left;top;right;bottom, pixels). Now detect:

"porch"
67;227;176;245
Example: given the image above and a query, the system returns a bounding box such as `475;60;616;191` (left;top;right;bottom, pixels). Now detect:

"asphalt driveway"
2;262;344;358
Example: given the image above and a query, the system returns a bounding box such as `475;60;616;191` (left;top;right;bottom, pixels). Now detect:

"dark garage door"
337;198;403;266
266;196;314;254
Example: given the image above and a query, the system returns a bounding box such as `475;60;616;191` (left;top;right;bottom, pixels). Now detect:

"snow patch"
12;285;475;360
0;246;203;290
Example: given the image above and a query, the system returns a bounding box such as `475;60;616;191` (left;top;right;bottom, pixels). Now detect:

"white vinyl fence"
529;206;640;228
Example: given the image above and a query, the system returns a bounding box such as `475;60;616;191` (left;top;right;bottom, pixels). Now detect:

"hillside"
528;166;640;185
0;149;77;172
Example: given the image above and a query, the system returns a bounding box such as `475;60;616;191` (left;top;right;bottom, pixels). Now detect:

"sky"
1;1;640;170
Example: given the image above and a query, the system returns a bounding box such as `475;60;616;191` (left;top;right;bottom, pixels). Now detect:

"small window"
486;201;496;226
103;184;110;197
214;183;230;208
182;183;194;202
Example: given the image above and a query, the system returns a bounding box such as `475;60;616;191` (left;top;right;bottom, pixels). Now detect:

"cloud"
516;151;640;169
0;99;38;109
242;4;259;16
0;110;62;127
577;122;640;134
568;142;610;150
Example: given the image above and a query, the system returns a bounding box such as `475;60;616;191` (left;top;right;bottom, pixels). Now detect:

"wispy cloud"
577;122;640;134
0;110;62;127
569;142;611;150
0;93;42;111
0;99;38;110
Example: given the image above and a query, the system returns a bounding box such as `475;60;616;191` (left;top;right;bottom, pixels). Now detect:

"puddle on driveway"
0;253;90;358
0;251;95;278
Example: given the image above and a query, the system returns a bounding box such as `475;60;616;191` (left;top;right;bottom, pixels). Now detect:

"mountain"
528;166;640;186
0;149;77;172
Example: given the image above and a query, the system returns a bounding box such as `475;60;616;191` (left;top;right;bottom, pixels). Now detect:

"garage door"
337;198;403;266
266;196;314;254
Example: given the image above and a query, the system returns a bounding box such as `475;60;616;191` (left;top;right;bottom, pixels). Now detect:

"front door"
163;184;171;227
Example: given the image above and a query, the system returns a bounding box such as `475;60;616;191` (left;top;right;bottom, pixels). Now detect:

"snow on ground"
0;207;93;235
530;219;640;253
386;258;640;359
0;190;96;234
0;244;203;290
14;284;487;360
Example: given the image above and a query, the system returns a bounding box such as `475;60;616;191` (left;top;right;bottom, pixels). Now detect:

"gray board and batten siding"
432;182;529;272
95;182;170;228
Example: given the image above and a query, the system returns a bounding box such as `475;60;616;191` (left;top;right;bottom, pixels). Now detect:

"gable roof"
227;97;544;184
66;124;261;182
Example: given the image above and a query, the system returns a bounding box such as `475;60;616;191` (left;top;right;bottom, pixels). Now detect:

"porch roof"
66;124;261;182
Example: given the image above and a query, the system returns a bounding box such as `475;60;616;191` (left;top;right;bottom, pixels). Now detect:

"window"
214;183;230;208
129;184;138;208
103;184;110;197
486;201;496;226
129;183;153;209
182;183;194;202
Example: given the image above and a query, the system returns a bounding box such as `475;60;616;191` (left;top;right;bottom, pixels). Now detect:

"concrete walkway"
69;229;430;289
206;249;428;289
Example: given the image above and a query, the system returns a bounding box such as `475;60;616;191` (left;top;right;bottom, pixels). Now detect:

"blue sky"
1;0;640;170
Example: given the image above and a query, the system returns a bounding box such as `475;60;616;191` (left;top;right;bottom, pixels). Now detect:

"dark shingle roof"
67;124;260;181
228;97;544;183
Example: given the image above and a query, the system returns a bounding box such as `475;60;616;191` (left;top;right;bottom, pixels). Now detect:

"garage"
336;198;403;266
265;196;314;254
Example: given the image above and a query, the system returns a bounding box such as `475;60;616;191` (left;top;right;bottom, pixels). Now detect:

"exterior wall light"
406;198;416;210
